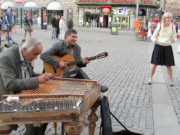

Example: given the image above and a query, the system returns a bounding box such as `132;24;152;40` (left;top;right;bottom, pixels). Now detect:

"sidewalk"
4;27;180;135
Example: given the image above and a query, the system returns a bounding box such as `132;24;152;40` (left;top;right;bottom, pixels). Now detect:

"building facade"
0;0;160;30
165;0;180;17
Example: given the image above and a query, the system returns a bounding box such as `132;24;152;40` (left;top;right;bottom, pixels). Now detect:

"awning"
24;2;38;7
47;2;63;10
1;2;15;9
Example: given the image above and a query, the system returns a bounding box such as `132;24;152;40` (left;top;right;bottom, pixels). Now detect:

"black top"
51;17;56;27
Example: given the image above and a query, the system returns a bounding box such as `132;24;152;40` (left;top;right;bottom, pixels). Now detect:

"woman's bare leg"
24;31;27;38
150;64;157;79
29;31;31;37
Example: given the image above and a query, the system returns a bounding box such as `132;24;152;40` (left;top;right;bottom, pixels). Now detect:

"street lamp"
135;0;141;19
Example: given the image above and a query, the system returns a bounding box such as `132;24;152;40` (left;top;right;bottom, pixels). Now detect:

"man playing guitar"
40;29;108;92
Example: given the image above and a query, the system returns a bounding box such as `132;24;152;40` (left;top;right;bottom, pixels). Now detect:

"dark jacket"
0;45;40;100
55;18;60;29
67;20;73;29
40;40;86;68
24;16;33;26
51;17;56;27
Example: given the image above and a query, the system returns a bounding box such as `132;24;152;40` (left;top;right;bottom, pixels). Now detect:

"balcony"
75;0;159;6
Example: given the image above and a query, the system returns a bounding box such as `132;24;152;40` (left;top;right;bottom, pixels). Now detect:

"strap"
110;111;129;131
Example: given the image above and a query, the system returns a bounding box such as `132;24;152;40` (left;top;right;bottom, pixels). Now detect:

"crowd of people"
51;14;74;40
0;6;17;41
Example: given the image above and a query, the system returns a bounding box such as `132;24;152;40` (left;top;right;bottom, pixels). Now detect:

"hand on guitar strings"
82;58;89;64
38;73;53;84
59;61;68;69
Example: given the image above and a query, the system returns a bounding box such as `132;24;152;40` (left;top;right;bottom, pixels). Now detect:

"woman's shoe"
147;78;152;85
170;80;174;86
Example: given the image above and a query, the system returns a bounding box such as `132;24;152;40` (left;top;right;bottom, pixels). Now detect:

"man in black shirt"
51;14;56;40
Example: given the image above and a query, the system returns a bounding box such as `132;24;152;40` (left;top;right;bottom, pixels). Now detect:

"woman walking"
147;12;177;86
24;11;33;38
12;11;17;34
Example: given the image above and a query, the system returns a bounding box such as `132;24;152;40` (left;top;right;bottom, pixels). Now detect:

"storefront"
100;5;112;28
112;7;130;30
78;6;112;28
78;7;100;27
47;2;64;24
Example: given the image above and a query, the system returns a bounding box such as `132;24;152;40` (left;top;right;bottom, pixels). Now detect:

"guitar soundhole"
53;67;57;73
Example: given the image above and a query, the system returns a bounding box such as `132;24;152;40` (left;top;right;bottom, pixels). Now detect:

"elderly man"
0;38;52;135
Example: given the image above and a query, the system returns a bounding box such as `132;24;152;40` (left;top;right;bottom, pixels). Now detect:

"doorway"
103;15;108;28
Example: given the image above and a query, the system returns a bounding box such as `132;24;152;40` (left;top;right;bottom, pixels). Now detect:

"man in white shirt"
59;16;66;41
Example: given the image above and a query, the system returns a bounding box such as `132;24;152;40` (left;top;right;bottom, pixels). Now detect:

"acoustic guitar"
43;52;108;76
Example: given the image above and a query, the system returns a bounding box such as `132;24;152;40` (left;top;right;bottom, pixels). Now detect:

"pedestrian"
59;16;66;41
12;11;17;34
55;15;60;39
147;12;177;86
5;6;13;40
67;18;73;29
51;14;56;40
24;11;33;38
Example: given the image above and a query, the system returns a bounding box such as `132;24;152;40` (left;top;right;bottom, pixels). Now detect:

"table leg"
53;122;58;134
88;99;101;135
64;121;84;135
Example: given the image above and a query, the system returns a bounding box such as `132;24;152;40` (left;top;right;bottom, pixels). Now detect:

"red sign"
102;5;111;7
15;0;22;4
102;7;111;13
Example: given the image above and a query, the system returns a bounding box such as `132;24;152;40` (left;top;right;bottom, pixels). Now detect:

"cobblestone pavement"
7;27;156;135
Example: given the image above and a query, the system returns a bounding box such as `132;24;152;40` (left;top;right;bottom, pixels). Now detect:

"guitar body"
43;54;76;76
43;52;108;76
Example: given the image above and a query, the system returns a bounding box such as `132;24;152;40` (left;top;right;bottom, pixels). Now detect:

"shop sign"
15;0;22;4
112;7;130;15
0;0;3;4
91;22;97;28
84;8;100;13
102;7;111;13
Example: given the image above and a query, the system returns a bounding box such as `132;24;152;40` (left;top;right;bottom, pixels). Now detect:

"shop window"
112;15;129;30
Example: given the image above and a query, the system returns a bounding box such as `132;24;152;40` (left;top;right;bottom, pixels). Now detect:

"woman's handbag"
177;44;180;54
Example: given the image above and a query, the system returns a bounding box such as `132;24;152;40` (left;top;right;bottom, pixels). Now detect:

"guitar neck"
68;56;97;66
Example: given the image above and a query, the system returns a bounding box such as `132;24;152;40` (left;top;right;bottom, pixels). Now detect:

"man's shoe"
101;85;108;92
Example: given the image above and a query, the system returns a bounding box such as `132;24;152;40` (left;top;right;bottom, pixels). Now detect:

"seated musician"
0;38;52;135
40;29;108;92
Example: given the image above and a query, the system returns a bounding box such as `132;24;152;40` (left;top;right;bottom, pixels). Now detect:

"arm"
76;46;87;68
59;20;62;29
0;58;39;92
5;13;9;25
31;19;33;26
151;24;161;43
172;26;177;43
40;42;63;67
